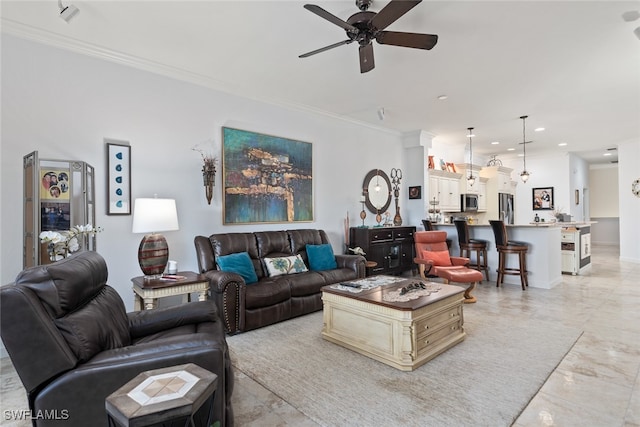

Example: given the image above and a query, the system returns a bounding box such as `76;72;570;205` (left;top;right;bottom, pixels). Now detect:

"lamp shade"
132;198;179;277
132;198;179;233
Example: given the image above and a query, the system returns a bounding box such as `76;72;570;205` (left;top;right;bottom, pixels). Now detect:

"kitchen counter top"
433;223;562;289
436;222;596;228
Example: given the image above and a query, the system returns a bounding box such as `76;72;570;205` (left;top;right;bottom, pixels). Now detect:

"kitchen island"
435;223;564;289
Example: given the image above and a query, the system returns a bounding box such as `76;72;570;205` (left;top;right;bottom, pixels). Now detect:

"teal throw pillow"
306;244;337;271
217;252;258;284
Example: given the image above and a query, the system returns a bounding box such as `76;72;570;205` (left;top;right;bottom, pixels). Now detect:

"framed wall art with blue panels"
106;140;131;215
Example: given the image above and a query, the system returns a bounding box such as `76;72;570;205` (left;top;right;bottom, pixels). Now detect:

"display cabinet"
23;151;96;267
349;226;416;276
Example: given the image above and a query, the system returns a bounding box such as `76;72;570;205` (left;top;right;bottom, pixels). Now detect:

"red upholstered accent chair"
413;231;483;303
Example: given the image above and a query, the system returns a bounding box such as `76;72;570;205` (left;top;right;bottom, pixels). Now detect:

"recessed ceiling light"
517;153;524;157
534;127;545;132
466;133;475;138
603;152;612;156
437;95;448;100
507;148;516;151
491;141;500;145
558;142;567;147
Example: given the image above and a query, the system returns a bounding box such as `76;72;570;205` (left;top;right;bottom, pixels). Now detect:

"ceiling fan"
299;0;438;73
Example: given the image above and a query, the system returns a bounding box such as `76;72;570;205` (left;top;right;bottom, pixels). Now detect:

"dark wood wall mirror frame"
363;169;392;214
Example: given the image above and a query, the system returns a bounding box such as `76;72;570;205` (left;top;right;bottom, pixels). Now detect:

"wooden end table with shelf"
132;271;209;311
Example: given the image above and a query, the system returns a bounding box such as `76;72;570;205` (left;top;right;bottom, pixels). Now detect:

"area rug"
227;307;582;426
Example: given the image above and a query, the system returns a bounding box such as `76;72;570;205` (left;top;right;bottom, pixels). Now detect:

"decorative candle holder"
391;168;403;226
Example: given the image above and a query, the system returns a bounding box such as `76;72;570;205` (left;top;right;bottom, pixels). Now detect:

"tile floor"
1;245;639;426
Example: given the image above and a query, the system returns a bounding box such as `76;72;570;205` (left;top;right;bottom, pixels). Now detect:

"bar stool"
422;219;452;249
489;220;529;290
453;220;489;281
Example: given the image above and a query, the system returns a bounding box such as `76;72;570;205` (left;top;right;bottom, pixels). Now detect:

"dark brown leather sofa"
0;252;233;427
194;229;365;334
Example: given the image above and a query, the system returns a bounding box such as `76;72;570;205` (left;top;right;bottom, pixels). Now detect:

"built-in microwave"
460;194;479;212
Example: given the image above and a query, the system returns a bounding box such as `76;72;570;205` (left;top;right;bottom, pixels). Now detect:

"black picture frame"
532;187;554;210
106;140;131;215
409;186;421;200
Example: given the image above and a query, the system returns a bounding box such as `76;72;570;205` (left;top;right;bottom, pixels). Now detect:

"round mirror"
363;169;392;214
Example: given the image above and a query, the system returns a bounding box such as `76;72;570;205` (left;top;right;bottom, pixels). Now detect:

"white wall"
618;140;640;263
590;165;619;217
568;153;588;222
1;35;407;308
503;153;571;224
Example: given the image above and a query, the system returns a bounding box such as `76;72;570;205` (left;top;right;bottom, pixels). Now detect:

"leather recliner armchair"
0;251;233;427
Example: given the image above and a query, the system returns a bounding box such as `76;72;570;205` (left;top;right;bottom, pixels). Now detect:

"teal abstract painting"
222;127;313;224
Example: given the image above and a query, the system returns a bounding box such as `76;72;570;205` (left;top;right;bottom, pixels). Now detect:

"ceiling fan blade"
376;31;438;50
370;0;422;32
299;40;353;58
303;4;359;33
359;44;375;73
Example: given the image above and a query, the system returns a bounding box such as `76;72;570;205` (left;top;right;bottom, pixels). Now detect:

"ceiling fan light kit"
300;0;438;73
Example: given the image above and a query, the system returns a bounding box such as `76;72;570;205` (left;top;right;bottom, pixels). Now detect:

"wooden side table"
106;363;217;427
132;271;209;311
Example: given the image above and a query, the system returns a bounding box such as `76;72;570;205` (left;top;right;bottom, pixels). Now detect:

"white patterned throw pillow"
264;255;309;277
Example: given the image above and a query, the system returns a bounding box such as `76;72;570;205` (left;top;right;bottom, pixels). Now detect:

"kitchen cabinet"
455;164;482;194
349;226;416;276
427;170;462;212
561;226;591;275
478;179;488;212
497;171;512;192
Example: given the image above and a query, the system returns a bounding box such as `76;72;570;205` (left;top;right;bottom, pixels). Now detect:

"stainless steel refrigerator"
499;193;514;224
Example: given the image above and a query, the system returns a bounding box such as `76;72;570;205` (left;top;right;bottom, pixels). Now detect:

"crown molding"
1;18;402;137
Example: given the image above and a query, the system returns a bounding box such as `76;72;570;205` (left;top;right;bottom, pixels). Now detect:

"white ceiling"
2;0;639;165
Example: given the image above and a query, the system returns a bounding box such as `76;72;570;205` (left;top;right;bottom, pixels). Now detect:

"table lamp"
132;198;179;278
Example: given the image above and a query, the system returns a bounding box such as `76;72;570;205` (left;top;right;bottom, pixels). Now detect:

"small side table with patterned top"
132;271;209;311
105;363;217;427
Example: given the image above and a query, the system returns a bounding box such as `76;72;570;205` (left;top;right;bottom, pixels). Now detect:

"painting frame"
106;140;131;215
532;187;554;211
409;185;422;200
222;127;313;224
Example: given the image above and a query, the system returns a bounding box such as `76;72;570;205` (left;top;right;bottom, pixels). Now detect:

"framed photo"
532;187;554;210
106;140;131;215
409;186;421;200
222;127;313;224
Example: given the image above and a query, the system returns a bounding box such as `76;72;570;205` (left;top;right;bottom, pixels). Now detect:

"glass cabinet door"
23;151;96;267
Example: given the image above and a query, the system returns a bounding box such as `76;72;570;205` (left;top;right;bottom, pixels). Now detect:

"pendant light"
467;127;476;186
519;115;531;183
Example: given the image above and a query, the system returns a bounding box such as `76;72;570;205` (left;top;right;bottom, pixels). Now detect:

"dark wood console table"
349;226;416;276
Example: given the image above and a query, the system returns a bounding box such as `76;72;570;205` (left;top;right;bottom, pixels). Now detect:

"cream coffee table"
321;276;466;371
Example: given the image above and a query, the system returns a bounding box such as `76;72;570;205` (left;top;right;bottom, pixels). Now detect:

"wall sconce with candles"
193;144;218;204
